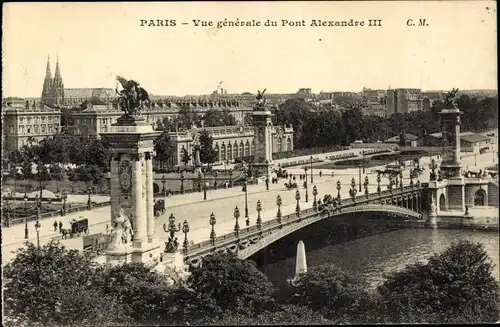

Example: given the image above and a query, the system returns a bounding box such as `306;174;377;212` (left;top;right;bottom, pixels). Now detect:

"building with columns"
167;124;294;166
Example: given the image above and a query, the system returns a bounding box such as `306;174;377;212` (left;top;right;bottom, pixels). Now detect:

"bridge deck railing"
184;185;423;261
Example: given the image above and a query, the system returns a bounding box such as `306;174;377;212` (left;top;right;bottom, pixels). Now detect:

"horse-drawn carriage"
284;181;298;190
154;199;166;218
61;217;89;239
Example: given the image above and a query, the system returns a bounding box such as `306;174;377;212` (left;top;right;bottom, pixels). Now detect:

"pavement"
2;150;496;265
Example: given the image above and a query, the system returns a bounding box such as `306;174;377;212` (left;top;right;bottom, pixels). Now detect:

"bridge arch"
185;204;423;267
474;189;487;206
439;193;446;212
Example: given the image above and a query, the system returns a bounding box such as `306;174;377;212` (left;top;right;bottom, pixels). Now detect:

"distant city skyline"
3;1;497;98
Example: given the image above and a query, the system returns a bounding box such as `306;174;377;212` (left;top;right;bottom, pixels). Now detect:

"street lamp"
180;171;185;194
429;158;438;181
358;163;362;192
163;213;181;252
256;200;262;231
233;206;240;237
312;185;318;210
244;181;249;221
182;220;189;255
197;172;202;192
202;169;208;200
377;174;381;194
229;169;233;187
24;193;28;239
362;150;366;174
35;214;41;249
364;176;369;197
304;167;309;203
62;190;68;216
350;178;357;200
276;195;282;226
209;212;216;246
86;186;92;210
214;171;218;190
295;189;301;217
161;175;167;197
336;180;342;204
399;171;403;188
310;156;314;183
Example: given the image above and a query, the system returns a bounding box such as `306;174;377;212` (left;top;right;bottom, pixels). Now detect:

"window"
42;117;46;122
54;124;59;131
10;125;14;133
19;126;24;135
41;125;46;133
48;125;53;133
27;125;31;134
34;126;39;133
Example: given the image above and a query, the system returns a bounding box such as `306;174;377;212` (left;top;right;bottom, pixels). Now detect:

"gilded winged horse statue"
115;76;150;117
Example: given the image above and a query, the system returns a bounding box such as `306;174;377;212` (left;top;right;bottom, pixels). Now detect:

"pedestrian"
60;208;64;217
293;176;296;181
319;171;322;178
53;220;58;231
331;171;334;177
106;224;109;234
58;221;63;233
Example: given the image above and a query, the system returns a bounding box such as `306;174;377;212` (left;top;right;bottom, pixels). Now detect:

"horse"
60;228;73;240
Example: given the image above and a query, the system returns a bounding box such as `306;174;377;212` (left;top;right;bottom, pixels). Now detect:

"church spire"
45;55;52;79
54;54;61;80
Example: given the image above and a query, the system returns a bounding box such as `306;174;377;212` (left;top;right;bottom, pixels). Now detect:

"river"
262;228;500;289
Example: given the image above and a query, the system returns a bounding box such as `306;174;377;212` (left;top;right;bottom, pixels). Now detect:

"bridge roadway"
2;151;495;265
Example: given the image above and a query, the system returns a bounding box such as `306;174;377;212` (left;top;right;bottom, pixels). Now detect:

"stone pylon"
101;115;162;265
251;103;274;179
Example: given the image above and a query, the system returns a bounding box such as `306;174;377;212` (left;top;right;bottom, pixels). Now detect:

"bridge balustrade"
183;185;423;264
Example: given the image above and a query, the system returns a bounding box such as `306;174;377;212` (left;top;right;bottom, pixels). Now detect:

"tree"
154;131;175;164
96;262;173;323
177;105;202;130
181;147;191;166
50;163;65;193
289;264;373;323
3;241;125;326
204;304;330;325
187;253;277;317
35;162;52;198
202;109;237;127
377;240;500;324
197;130;218;166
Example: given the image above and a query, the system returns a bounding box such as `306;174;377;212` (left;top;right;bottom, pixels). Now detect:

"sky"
2;1;497;98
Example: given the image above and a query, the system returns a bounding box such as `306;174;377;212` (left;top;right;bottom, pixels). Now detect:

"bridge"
182;184;424;266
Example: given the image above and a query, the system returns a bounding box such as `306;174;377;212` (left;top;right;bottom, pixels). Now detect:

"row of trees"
273;94;498;149
6;136;112;191
4;240;499;326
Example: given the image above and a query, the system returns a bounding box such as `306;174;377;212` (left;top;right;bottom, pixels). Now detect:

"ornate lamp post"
229;169;233;187
256;200;262;231
377;174;381;194
410;171;414;187
180;171;185;194
162;174;167;197
304;167;309;203
209;212;216;246
399;171;403;188
358;163;362;192
214;171;218;190
429;158;438;181
350;178;358;200
62;190;68;216
86;186;92;210
310;156;314;183
197;172;202;192
163;213;181;252
276;195;282;225
362;150;366;174
295;189;301;217
203;168;207;200
24;193;29;239
364;176;369;197
312;185;318;210
388;176;394;191
182;220;189;255
233;206;240;237
34;209;41;249
336;180;342;204
244;181;249;221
